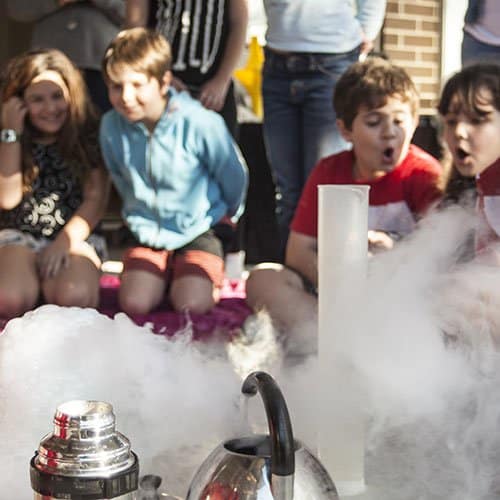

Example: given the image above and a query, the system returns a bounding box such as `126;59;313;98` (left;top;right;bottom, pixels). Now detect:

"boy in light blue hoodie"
99;28;248;316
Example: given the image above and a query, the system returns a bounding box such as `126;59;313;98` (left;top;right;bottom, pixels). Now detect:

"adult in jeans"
262;0;386;259
462;0;500;66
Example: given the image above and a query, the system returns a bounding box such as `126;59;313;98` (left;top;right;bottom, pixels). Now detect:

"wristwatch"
0;129;20;143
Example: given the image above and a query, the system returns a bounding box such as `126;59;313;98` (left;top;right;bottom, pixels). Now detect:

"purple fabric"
98;274;252;340
0;275;252;340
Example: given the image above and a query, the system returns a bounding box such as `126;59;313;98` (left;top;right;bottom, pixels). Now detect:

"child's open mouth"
382;147;394;162
456;147;470;161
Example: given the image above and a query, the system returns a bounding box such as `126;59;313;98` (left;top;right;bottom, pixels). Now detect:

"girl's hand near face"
1;97;27;134
37;237;70;280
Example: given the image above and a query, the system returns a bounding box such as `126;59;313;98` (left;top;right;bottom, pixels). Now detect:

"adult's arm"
286;231;318;287
199;0;249;111
125;0;149;27
90;0;126;27
356;0;387;55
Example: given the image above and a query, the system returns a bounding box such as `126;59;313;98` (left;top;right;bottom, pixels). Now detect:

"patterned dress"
0;143;106;259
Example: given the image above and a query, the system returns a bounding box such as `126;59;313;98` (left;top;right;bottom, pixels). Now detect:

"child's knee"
169;281;216;314
119;292;158;316
0;289;36;319
49;282;97;309
171;292;215;315
245;265;286;307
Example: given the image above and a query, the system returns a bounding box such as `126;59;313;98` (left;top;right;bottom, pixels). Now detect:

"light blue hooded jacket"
99;89;248;250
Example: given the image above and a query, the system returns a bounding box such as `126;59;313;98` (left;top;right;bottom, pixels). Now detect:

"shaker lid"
32;400;137;477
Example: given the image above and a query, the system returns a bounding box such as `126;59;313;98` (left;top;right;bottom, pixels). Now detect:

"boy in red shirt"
246;57;442;355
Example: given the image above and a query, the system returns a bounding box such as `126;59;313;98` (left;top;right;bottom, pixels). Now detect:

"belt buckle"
286;54;316;72
286;55;299;71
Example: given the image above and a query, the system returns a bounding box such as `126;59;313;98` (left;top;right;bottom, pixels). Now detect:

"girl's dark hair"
440;162;477;207
0;49;100;193
438;63;500;118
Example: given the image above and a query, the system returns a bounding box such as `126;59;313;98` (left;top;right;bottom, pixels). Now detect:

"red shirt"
476;158;500;249
291;145;442;238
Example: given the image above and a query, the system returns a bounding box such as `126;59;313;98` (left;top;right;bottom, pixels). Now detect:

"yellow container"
234;36;264;119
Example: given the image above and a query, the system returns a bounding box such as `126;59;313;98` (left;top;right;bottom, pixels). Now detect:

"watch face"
0;129;18;143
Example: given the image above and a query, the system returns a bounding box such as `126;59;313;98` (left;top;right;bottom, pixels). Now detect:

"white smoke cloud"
2;207;500;499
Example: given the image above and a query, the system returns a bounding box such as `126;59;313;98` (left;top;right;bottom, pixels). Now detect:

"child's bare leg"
169;274;218;314
245;264;317;333
0;245;40;318
119;269;166;315
169;245;224;314
42;243;101;308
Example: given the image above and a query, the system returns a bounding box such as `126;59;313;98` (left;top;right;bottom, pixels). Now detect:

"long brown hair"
0;49;100;192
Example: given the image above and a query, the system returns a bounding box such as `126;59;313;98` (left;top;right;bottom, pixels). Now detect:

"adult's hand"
199;76;230;111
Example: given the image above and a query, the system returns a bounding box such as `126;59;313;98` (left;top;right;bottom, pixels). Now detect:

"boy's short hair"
333;57;419;130
438;63;500;118
102;27;171;83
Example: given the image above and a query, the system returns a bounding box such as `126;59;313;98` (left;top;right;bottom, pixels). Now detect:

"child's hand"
1;97;27;135
368;230;398;254
37;239;70;280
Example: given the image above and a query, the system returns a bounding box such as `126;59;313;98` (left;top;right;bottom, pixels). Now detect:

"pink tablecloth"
98;274;251;340
0;275;252;340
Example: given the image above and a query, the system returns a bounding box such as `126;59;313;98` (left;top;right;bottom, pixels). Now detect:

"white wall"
248;0;266;44
441;0;468;83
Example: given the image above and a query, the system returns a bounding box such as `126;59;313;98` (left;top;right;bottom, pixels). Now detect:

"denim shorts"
0;228;108;262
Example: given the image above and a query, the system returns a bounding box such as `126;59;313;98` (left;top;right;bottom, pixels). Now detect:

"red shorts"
122;230;224;288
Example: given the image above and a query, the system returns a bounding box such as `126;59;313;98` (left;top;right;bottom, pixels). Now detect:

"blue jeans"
262;46;360;256
462;31;500;66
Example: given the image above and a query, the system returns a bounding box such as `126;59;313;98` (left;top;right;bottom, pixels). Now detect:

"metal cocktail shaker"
30;400;139;499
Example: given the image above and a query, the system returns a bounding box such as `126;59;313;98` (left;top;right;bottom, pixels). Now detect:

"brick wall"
382;0;442;115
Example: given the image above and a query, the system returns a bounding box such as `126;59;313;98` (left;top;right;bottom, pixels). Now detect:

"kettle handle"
242;371;295;476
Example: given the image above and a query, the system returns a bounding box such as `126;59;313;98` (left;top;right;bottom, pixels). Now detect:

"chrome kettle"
186;371;338;500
